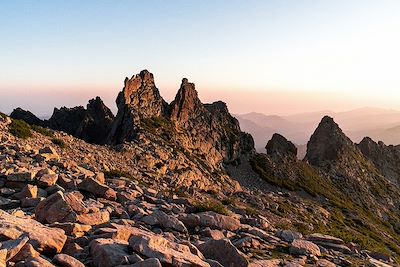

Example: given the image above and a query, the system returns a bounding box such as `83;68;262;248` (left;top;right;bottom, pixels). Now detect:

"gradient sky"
1;0;400;116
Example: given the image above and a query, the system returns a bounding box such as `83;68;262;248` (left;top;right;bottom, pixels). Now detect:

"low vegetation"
51;138;66;148
250;153;400;260
193;199;230;216
8;119;32;139
104;169;134;179
141;116;176;145
31;125;54;137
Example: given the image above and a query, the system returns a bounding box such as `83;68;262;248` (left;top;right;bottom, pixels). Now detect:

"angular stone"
129;229;209;266
78;178;116;201
197;239;248;267
15;184;38;199
0;210;67;253
52;253;85;267
179;211;240;231
276;230;303;243
12;243;40;262
0;236;29;261
289;239;321;257
0;196;20;209
50;223;92;238
24;256;56;267
35;191;77;224
7;171;36;181
76;211;110;226
89;238;130;267
142;210;187;233
21;197;42;208
38;173;58;187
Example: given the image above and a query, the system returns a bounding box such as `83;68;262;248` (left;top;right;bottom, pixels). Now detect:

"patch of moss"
51;138;66;149
104;169;134;179
31;125;54;137
141;116;176;144
221;198;235;206
193;199;230;216
8;119;32;139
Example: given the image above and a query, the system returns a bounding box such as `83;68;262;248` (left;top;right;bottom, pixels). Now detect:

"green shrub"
51;138;66;148
221;198;235;206
8;119;32;139
193;199;230;216
31;125;54;137
0;112;6;119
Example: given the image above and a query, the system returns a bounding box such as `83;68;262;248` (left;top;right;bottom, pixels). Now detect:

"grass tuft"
8;119;32;139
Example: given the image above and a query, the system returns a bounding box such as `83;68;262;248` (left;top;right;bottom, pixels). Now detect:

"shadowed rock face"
305;116;354;167
76;97;115;144
358;137;400;186
47;106;87;135
266;133;297;160
47;97;114;144
10;108;45;126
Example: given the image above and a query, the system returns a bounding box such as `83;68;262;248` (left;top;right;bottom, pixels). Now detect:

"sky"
1;0;400;116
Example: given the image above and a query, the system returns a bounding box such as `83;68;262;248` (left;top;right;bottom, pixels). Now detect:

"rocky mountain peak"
109;70;168;144
170;78;204;123
266;133;297;160
119;70;168;118
305;116;354;167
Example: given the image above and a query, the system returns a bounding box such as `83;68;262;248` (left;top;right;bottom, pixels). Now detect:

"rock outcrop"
109;71;254;167
265;133;297;160
10;108;45;126
358;137;400;187
108;70;168;144
47;97;114;144
305;116;354;167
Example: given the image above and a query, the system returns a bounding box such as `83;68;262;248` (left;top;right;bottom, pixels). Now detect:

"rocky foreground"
0;108;394;265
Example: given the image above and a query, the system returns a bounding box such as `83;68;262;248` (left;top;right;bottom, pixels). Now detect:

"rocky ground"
0;109;394;266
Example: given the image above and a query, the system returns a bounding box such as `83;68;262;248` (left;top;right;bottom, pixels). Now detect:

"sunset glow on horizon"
1;0;400;116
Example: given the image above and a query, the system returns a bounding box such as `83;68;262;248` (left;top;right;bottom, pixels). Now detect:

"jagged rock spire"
169;78;205;123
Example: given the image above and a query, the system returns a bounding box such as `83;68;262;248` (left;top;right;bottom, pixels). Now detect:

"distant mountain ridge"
236;107;400;154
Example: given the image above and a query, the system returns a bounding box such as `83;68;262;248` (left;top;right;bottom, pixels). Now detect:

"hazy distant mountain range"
235;107;400;154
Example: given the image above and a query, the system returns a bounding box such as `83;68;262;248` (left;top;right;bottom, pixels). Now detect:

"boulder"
35;191;77;224
52;253;85;267
0;236;29;261
266;133;297;159
142;210;187;233
289;239;321;257
89;238;130;267
179;211;240;231
197;239;248;267
129;229;209;267
78;178;116;201
276;230;303;243
0;210;67;253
